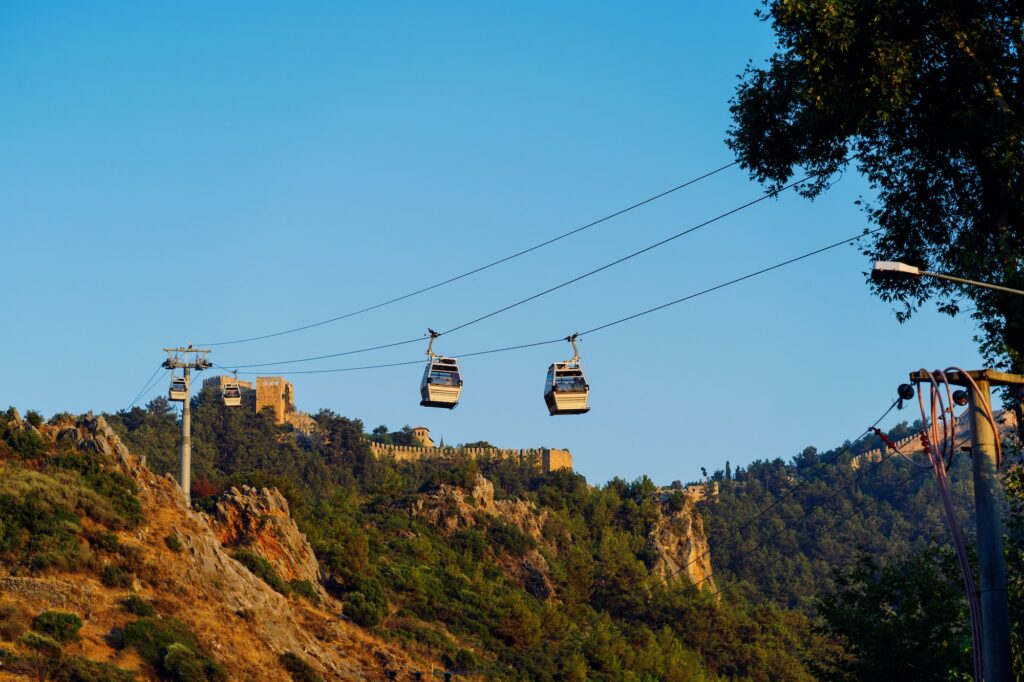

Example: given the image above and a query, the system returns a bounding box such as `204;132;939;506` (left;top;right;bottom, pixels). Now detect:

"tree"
728;2;1024;375
815;548;973;681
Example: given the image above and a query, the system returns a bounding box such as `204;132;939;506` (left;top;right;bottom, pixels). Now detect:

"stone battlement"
850;409;1018;470
368;441;573;474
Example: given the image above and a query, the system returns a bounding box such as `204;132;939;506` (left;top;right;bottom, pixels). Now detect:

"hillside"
2;391;1021;680
0;411;446;680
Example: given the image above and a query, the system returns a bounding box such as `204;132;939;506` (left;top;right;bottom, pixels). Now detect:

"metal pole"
922;270;1024;297
968;377;1011;682
180;366;191;502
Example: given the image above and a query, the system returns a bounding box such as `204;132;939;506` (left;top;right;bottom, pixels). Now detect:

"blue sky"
1;2;982;485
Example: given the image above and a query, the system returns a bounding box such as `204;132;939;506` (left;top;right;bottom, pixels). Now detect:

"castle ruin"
368;428;573;475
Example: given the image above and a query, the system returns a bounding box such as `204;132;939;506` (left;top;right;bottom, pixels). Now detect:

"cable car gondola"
222;372;242;407
168;374;188;402
544;334;590;416
420;329;462;409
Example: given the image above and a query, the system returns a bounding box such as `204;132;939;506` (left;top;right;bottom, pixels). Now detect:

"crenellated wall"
368;441;573;473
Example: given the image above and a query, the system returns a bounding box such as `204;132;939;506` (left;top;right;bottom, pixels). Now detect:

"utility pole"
910;368;1023;682
163;347;211;502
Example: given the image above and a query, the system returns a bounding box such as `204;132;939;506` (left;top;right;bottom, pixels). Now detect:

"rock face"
411;475;556;599
646;496;716;594
212;485;324;593
5;415;446;680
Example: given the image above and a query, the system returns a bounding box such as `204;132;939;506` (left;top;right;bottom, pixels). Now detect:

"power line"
221;176;813;370
642;395;899;594
224;226;875;375
694;469;930;606
199;161;738;347
678;422;913;598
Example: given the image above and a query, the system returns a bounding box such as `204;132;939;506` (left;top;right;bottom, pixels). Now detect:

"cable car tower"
162;346;212;501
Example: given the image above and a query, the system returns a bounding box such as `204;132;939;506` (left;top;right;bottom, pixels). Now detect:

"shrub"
31;611;82;644
6;428;45;458
288;579;320;605
342;591;386;628
487;520;535;555
17;630;62;657
232;549;290;596
50;454;143;528
102;566;130;588
122;617;225;682
164;534;183;552
52;655;137;681
0;601;30;641
279;651;324;682
89;531;121;554
124;594;155;617
25;411;44;428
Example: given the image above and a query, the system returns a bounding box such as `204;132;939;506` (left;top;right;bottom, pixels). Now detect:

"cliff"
0;415;453;680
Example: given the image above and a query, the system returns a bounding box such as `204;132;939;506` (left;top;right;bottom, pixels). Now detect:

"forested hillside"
3;390;1022;680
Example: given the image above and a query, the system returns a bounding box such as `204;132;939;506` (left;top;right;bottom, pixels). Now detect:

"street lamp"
872;261;1024;296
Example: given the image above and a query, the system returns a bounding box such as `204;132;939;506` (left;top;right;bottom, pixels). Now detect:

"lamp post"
877;259;1021;681
872;261;1024;297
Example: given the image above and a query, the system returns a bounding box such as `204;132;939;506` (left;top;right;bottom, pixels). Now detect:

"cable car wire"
223;226;875;375
221;174;811;370
199;161;739;347
127;366;167;409
437;175;810;337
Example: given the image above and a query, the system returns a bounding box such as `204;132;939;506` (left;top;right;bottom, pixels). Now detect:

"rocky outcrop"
411;475;557;599
212;485;324;594
646;496;715;594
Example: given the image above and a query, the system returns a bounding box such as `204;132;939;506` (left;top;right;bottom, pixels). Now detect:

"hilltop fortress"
369;426;572;474
851;409;1019;469
203;375;574;474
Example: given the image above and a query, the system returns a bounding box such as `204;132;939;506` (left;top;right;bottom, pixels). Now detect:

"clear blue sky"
1;2;982;486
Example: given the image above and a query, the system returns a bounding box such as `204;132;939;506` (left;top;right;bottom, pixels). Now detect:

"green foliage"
487;519;535;554
288;579;320;606
164;534;183;552
6;428;45;458
341;590;386;628
1004;463;1024;674
728;0;1024;370
278;652;323;682
25;411;44;428
232;549;290;596
31;611;82;644
124;594;155;617
815;548;973;680
122;617;225;682
17;630;62;657
102;565;131;588
105;391;872;680
52;656;137;682
50;453;143;528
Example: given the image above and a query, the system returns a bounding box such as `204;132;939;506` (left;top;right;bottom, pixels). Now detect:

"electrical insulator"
953;390;969;406
897;384;915;401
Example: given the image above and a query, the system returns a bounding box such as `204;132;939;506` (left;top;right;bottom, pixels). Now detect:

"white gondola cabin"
169;375;188;402
544;335;590;415
222;374;242;407
420;329;462;409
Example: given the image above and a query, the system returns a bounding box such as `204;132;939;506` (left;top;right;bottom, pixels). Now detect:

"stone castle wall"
203;376;254;392
256;377;294;424
368;442;573;474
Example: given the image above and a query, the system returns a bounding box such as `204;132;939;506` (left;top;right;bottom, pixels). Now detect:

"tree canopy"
728;1;1024;373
